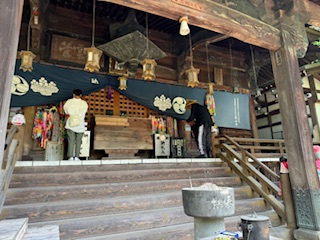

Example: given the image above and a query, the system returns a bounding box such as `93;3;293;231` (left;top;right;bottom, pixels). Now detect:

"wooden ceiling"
34;0;320;88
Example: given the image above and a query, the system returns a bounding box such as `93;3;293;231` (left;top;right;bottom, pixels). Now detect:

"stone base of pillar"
294;228;320;240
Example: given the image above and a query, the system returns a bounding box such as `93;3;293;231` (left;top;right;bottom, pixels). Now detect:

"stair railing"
0;125;19;214
215;134;286;221
215;136;286;158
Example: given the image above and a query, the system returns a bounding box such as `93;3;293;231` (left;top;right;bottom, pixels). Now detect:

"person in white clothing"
63;89;88;161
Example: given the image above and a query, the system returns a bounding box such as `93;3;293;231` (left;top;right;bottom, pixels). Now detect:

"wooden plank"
101;0;281;51
305;0;320;28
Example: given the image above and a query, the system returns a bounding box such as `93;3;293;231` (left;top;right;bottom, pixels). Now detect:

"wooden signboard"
50;34;88;64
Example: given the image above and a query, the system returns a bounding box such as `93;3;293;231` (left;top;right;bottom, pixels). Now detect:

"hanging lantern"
84;47;103;73
179;16;190;36
141;59;157;80
118;75;128;90
19;50;36;72
186;66;200;88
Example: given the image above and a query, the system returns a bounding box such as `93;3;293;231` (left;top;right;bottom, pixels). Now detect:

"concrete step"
4;177;243;205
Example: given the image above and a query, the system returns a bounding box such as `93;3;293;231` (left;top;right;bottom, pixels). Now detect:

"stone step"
22;225;60;240
13;162;225;174
4;177;244;205
0;218;28;240
2;190;264;223
9;167;233;188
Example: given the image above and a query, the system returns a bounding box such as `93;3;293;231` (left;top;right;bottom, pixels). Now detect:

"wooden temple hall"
3;0;320;239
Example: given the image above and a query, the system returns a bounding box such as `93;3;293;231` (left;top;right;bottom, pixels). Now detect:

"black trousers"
196;124;212;157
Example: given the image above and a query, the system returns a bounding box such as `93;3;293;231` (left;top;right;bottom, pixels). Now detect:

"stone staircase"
0;160;283;239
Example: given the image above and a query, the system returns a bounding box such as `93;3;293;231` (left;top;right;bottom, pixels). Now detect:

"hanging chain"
250;45;258;91
206;42;211;83
189;34;193;67
229;39;234;87
91;0;96;47
146;13;149;58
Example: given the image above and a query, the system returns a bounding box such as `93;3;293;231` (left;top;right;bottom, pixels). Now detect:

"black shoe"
195;154;206;158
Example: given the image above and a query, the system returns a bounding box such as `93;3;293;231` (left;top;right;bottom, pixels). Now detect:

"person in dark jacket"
186;99;213;158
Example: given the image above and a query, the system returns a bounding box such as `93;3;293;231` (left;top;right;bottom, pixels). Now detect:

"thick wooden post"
22;106;37;156
270;24;320;238
0;1;24;166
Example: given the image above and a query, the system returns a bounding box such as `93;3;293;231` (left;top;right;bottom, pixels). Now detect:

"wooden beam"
99;0;281;51
305;0;320;28
0;1;24;166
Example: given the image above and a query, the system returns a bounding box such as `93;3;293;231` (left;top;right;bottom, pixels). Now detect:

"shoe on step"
74;157;80;161
68;157;74;161
195;154;206;158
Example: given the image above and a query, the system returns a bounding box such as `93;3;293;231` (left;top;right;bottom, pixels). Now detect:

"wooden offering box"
94;115;153;158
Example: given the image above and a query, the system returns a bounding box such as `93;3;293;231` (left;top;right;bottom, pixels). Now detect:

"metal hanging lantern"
141;59;157;80
19;50;36;72
118;75;128;90
84;47;103;73
186;66;200;88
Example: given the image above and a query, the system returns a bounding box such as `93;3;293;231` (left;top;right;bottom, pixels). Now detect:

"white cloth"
64;98;88;133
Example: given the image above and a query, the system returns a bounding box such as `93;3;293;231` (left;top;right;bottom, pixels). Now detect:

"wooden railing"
214;136;286;158
0;126;18;214
214;135;286;221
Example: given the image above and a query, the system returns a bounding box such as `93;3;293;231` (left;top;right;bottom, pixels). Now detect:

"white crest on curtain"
153;94;172;111
31;77;59;96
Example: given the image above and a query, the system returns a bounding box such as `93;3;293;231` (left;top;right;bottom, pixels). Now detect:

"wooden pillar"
270;25;320;234
249;97;259;139
0;1;24;165
22;106;36;156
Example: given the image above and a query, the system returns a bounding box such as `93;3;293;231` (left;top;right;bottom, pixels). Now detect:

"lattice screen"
84;88;149;129
119;94;148;117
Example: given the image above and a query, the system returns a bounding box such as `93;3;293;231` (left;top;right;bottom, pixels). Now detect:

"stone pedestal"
182;185;235;240
294;228;320;240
